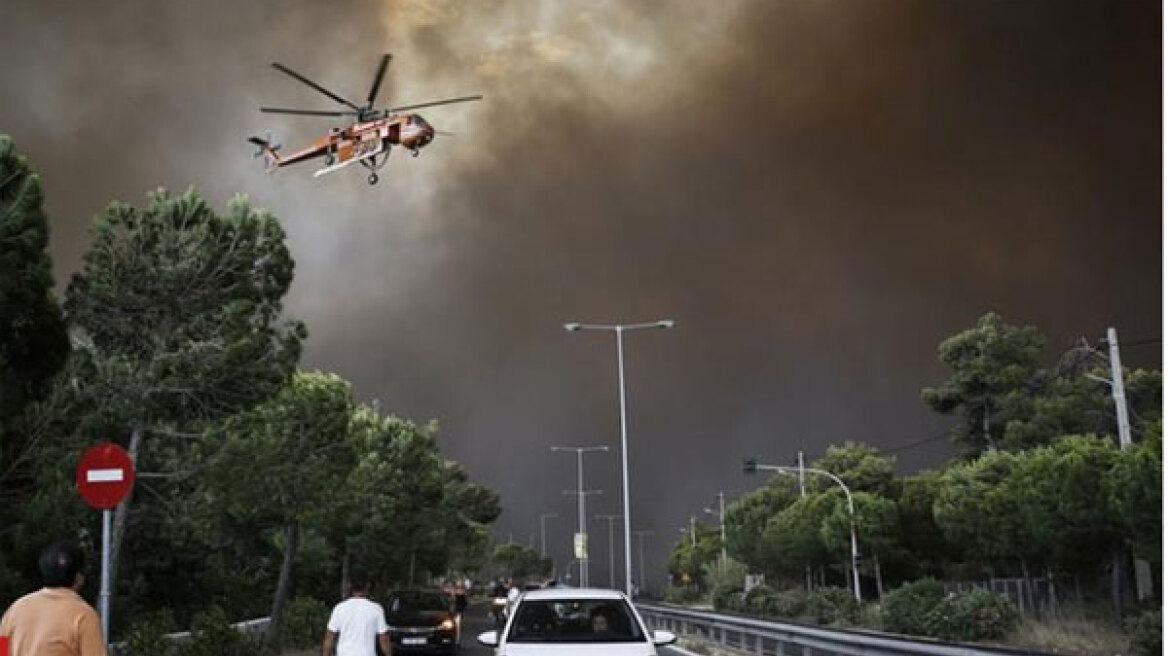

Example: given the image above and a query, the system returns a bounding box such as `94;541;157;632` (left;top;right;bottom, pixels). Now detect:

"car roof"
519;587;627;601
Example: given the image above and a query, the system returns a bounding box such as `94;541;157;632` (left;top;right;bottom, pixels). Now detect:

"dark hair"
39;540;84;588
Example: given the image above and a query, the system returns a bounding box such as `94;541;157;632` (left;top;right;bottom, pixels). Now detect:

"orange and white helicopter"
249;54;481;185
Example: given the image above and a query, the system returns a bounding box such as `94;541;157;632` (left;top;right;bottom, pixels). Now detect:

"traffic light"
742;457;758;475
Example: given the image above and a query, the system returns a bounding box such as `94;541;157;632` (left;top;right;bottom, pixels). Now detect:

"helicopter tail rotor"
248;133;283;171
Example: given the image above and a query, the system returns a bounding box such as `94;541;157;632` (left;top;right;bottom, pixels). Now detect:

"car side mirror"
651;629;677;646
476;630;500;647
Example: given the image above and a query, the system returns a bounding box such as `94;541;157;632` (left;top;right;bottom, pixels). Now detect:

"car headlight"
439;618;456;630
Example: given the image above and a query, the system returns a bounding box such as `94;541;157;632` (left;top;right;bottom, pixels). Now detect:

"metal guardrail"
636;603;1059;656
110;616;269;655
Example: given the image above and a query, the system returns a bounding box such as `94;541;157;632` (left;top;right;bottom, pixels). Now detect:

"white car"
476;587;677;655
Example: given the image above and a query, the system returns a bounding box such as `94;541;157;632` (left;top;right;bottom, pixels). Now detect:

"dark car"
380;589;461;654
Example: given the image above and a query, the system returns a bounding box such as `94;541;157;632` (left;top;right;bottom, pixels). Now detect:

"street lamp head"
703;508;714;515
657;320;675;329
564;322;582;332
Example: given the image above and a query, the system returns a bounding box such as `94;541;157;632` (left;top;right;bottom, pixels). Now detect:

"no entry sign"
76;442;135;509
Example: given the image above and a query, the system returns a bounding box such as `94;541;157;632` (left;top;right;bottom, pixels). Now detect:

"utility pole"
799;451;811;592
1106;327;1133;450
552;445;609;587
595;513;623;589
539;513;558;558
704;492;727;562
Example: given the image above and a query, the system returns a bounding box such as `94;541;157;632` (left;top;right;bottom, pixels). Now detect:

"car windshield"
388;592;449;613
507;598;645;644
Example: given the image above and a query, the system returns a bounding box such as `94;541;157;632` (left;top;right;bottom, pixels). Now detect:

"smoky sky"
2;0;1160;589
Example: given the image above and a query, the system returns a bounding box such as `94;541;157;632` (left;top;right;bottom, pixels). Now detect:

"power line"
884;431;950;455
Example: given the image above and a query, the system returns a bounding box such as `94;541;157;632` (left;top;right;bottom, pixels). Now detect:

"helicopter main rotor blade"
382;95;484;113
271;62;363;112
366;54;392;106
260;107;356;117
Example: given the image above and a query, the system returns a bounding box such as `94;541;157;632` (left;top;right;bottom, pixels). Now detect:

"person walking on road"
322;577;392;656
0;540;107;656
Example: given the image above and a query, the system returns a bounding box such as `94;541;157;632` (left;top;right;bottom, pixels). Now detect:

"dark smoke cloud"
2;0;1159;589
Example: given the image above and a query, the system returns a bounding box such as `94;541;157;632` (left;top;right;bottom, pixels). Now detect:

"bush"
1126;608;1161;656
712;583;742;612
177;606;262;656
664;585;701;604
924;588;1017;641
806;587;859;625
771;589;808;618
881;578;945;636
278;596;329;649
123;610;176;656
744;584;775;614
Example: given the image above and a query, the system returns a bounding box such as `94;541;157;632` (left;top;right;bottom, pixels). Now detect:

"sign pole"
76;442;134;647
100;508;111;643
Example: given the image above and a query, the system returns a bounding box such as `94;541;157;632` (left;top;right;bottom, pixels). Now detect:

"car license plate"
402;636;427;646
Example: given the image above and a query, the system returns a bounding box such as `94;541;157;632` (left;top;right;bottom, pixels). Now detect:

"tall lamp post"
743;458;862;602
595;513;623;589
551;445;608;587
703;491;727;562
564;319;674;596
539;512;558;558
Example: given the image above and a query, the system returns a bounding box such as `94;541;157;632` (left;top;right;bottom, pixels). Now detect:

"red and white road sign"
76;442;135;509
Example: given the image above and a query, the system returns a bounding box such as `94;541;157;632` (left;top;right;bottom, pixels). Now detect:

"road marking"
86;469;125;483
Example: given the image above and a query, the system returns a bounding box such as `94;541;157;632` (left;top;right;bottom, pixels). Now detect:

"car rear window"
507;598;645;643
388;592;449;612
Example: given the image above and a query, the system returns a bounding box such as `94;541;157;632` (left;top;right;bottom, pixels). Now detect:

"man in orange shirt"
0;540;107;656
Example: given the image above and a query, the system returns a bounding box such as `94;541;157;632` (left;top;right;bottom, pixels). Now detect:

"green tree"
812;442;899;498
1110;422;1162;566
922;313;1044;454
763;494;835;583
63;188;305;588
0;135;69;424
667;521;721;590
487;543;551;582
820;491;899;596
893;471;958;580
198;371;354;644
933;450;1039;575
724;476;800;573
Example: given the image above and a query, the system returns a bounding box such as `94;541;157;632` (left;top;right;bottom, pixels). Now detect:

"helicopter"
248;54;481;185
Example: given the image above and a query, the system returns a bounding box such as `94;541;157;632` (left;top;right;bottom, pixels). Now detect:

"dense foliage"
0;174;502;651
668;313;1160;645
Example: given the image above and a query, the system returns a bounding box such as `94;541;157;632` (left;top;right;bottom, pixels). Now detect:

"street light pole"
552;445;608;587
746;461;862;602
564;319;674;596
704;491;727;562
595;513;623;589
539;513;558;557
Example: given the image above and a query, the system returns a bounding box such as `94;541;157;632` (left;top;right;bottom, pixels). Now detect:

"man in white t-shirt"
322;579;393;656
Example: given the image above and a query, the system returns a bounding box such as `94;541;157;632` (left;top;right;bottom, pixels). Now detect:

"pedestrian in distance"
0;539;108;656
322;576;392;656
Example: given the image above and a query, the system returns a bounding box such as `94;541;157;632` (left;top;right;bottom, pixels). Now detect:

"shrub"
881;578;945;636
771;589;808;618
1126;608;1161;656
123;610;176;656
744;584;775;614
278;596;329;649
712;583;742;612
924;588;1017;641
806;587;859;625
177;605;261;656
664;585;701;604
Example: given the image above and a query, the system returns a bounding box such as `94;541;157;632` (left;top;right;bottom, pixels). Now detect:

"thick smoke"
1;0;1159;587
